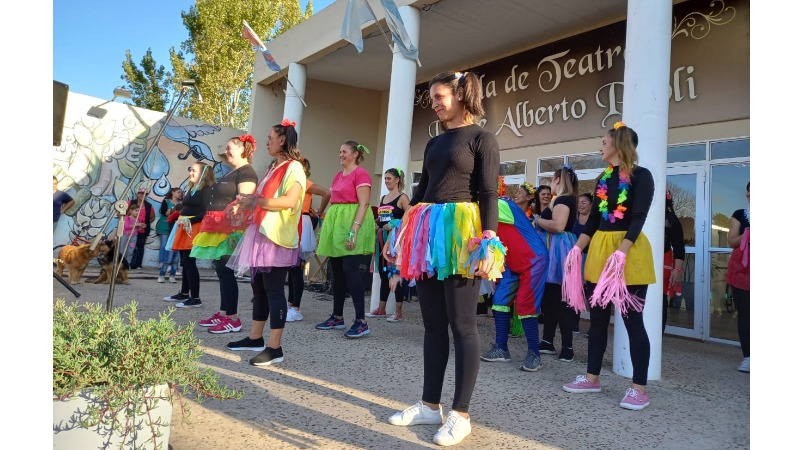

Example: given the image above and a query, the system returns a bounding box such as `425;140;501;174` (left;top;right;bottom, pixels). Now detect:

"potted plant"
53;299;243;450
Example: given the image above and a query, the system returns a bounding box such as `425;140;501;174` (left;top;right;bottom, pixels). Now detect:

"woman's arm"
257;182;303;211
352;186;372;231
398;193;411;211
237;181;256;196
160;200;170;216
727;217;743;248
307;183;331;214
536;204;570;233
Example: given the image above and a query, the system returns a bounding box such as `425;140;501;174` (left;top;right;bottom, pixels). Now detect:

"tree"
168;0;313;129
120;48;171;111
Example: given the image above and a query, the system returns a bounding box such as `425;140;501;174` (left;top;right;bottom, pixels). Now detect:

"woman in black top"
532;185;552;217
662;190;686;333
562;122;656;411
383;71;501;447
726;181;750;373
366;168;410;321
191;136;258;330
164;161;215;307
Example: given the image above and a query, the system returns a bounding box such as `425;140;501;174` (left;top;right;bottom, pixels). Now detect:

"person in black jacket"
163;162;215;308
662;190;686;333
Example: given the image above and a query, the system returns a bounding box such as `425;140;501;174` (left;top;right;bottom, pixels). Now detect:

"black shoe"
540;341;556;354
250;347;284;366
164;292;190;302
176;298;202;308
558;348;574;362
227;337;266;351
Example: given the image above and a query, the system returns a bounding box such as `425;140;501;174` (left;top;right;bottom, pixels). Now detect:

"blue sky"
53;0;336;101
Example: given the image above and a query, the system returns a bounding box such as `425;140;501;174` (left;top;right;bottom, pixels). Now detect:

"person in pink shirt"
120;205;143;263
315;141;375;338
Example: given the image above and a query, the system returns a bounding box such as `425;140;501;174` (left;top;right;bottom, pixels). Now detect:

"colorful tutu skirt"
299;214;317;261
544;231;577;285
226;223;301;277
584;230;655;285
169;216;196;251
190;211;248;260
317;203;375;258
392;202;503;281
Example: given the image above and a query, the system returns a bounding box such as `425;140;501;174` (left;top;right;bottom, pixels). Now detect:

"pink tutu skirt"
227;223;300;277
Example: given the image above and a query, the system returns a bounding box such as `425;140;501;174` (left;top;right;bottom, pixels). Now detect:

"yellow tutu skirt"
584;231;655;285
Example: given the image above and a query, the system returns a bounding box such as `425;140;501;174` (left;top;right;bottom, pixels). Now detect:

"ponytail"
429;71;485;126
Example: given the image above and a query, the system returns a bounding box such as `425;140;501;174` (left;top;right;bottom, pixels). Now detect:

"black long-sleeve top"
582;166;654;243
409;124;500;231
180;185;211;224
664;213;686;259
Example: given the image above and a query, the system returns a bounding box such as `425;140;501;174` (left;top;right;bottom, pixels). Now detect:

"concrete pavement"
53;267;750;450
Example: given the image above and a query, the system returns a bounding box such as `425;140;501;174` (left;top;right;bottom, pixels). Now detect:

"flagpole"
363;0;397;54
283;76;308;108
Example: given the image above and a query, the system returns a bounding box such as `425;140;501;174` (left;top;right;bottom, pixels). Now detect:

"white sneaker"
388;401;444;426
433;410;472;446
286;308;303;322
157;276;165;283
737;357;750;373
169;276;177;283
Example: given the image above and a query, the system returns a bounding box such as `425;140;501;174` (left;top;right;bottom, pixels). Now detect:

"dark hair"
343;141;366;165
271;123;301;165
746;181;750;191
580;193;594;203
532;185;552;215
230;137;256;164
384;168;405;192
173;202;183;213
164;187;182;200
53;176;58;182
428;71;485;127
300;157;311;178
607;124;639;179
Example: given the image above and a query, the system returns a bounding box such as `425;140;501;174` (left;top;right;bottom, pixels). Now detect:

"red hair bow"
281;118;296;127
238;135;257;152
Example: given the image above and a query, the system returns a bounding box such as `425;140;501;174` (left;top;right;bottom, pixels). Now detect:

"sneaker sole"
316;324;346;330
345;329;370;338
539;349;557;354
480;356;511;362
157;280;165;283
521;364;542;372
209;326;242;334
563;386;601;393
559;357;574;362
388;417;443;426
227;346;267;351
175;303;203;308
251;356;284;366
164;297;187;302
197;322;220;327
620;401;650;410
365;313;386;318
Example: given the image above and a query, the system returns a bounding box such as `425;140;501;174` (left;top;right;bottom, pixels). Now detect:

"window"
711;139;749;160
500;160;527;197
410;171;422;197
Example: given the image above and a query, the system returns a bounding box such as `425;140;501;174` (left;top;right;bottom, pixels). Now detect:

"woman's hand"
382;240;396;264
346;230;357;250
383;223;392;231
669;268;682;288
474;230;498;278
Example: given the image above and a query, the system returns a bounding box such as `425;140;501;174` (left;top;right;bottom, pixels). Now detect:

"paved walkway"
53;267;750;449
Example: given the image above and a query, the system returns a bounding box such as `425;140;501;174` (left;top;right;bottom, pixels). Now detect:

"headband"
191;165;208;196
521;182;537;196
614;121;626;130
281;118;296;127
394;167;403;177
356;144;370;154
238;134;257;153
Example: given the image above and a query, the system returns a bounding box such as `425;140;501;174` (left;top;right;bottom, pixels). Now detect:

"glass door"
664;166;706;339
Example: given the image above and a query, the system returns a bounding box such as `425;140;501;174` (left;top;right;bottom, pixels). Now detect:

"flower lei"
596;164;629;222
498;176;507;198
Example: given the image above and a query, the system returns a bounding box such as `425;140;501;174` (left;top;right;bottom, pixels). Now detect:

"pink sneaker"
198;312;225;327
209;317;243;334
619;388;650;410
563;375;602;393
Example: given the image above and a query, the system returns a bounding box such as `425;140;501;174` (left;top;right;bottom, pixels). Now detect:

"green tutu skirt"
189;230;244;260
317;203;375;258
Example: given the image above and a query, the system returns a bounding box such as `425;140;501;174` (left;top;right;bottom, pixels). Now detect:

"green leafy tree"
120;48;171;111
169;0;313;129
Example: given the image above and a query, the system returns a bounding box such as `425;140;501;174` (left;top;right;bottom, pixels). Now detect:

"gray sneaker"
480;343;511;362
521;351;543;372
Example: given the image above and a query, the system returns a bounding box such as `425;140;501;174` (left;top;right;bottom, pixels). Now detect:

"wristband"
674;268;683;272
354;220;361;226
346;230;356;242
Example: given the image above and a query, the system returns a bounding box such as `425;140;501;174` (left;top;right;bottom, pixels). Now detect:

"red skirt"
663;250;682;297
171;222;196;251
198;210;247;234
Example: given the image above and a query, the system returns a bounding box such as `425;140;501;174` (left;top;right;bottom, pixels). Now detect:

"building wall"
53;92;244;268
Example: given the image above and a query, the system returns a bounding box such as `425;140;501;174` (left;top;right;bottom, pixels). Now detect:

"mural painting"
53;92;243;267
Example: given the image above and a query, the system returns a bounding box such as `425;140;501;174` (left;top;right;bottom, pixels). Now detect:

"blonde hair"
607;125;639;179
186;162;216;194
549;167;579;210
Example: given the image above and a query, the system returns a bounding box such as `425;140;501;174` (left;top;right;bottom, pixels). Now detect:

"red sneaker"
209;317;243;334
365;309;387;317
198;312;225;327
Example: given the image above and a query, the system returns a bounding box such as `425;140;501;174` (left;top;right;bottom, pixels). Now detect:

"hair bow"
614;121;626;130
564;165;573;171
356;144;371;154
281;118;297;127
238;135;257;152
395;167;403;177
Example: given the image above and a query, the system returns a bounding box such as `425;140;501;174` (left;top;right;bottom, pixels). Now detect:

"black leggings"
331;256;366;320
732;287;750;358
252;268;289;330
179;250;200;299
586;283;650;386
213;256;238;316
287;263;305;308
378;261;405;304
541;283;573;350
416;275;481;413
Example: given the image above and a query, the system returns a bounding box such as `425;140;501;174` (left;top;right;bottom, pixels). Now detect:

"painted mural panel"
53;92;243;267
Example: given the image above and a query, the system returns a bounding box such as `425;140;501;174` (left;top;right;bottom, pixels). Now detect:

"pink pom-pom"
562;246;586;313
590;251;645;316
740;228;750;268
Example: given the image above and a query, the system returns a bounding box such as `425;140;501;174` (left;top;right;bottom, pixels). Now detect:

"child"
122;205;141;263
160;202;183;282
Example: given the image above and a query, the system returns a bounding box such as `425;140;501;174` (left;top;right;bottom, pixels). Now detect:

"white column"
613;0;672;381
370;6;421;314
283;62;307;140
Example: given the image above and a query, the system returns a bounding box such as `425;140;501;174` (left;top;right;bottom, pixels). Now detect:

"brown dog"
91;240;130;285
56;243;109;285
